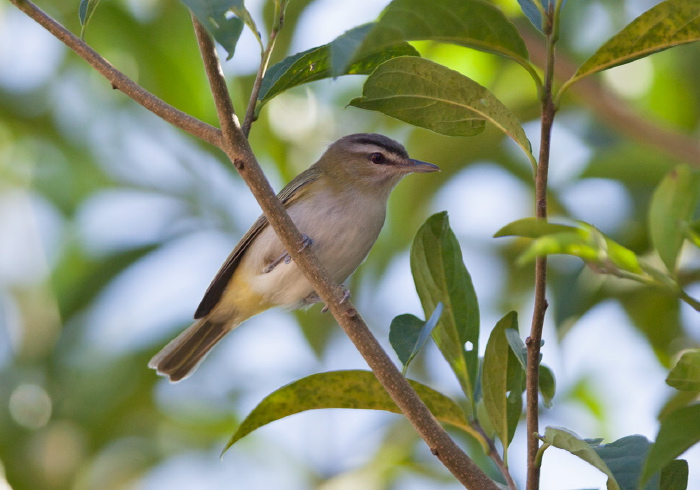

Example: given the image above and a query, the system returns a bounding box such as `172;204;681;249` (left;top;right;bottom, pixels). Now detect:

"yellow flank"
218;267;273;322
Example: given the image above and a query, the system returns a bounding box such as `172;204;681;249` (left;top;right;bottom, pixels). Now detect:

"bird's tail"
149;317;232;382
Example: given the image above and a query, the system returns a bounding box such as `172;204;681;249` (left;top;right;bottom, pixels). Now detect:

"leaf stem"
191;16;498;490
534;441;550;468
526;3;559;490
679;289;700;312
517;59;545;100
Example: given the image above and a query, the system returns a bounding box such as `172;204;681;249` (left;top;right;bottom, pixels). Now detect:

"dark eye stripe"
351;136;408;159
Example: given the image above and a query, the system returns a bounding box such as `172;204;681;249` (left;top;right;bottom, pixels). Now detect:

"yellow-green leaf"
482;311;522;462
494;217;577;238
223;370;485;453
539;364;556;408
496;218;643;274
666;350;700;391
649;165;700;274
543;427;621;490
565;0;700;89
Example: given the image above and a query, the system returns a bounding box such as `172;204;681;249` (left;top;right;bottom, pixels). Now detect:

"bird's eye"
370;152;385;164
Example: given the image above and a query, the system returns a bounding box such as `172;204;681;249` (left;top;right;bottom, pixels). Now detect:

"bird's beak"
402;159;440;173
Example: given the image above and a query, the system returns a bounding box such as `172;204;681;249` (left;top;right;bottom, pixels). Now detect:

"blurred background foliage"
0;0;698;488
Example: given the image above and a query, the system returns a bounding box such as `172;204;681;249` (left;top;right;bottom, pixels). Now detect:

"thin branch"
191;16;498;490
525;5;559;490
9;0;223;148
520;24;700;168
241;4;283;137
473;422;517;490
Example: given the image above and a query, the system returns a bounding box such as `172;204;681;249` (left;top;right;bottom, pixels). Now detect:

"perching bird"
149;133;439;381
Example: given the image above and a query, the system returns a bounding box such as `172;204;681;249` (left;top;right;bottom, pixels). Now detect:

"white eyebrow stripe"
353;144;404;156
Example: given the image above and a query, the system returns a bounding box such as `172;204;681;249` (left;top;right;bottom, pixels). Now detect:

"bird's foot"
263;252;287;274
264;235;314;273
321;285;351;313
299;234;313;251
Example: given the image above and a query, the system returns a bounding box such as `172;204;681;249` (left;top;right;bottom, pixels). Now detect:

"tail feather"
149;318;230;382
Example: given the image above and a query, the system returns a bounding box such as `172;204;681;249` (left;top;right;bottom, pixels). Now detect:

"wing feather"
194;169;319;318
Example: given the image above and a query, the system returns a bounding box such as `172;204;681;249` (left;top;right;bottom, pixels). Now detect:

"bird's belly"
245;195;384;308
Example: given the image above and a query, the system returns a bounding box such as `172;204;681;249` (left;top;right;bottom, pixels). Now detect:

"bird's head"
316;133;439;193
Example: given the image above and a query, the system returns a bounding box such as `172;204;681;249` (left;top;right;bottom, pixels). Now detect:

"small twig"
8;0;222;149
241;4;283;137
473;422;517;490
191;15;498;490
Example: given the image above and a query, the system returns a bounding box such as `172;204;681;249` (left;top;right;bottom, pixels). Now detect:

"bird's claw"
263;234;314;273
299;234;313;251
321;285;351;313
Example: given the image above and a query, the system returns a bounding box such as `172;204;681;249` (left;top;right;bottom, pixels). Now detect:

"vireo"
149;133;439;381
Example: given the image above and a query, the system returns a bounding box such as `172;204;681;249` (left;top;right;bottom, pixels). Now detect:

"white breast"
241;186;387;308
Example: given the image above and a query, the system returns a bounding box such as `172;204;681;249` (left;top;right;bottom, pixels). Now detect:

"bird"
149;133;439;382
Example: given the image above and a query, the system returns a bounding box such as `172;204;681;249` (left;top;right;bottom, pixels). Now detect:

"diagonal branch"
191;15;498;490
9;0;222;148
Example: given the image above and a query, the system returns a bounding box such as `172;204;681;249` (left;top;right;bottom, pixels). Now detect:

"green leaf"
517;0;546;32
350;57;484;137
539;364;556;408
503;329;554;407
410;212;480;414
228;0;262;48
593;435;657;490
182;0;246;60
476;398;496;438
505;328;527;369
666;350;700;391
649;165;700;274
641;404;700;486
331;0;530;74
686;220;700;248
482;311;522;461
350;57;533;164
78;0;101;39
329;24;380;77
389;303;443;374
258;29;419;107
223;370;485;453
496;218;643;274
566;0;700;88
494;218;577;239
660;459;689;490
543;427;621;490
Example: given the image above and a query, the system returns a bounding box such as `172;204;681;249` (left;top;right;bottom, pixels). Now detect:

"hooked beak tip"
406;159;440;173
